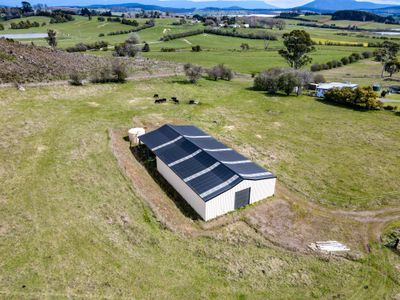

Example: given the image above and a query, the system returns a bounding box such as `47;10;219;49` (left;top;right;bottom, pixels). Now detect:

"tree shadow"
171;79;194;85
315;98;372;112
130;143;202;221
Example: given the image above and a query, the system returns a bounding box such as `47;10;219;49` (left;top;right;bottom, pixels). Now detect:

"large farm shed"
138;124;276;221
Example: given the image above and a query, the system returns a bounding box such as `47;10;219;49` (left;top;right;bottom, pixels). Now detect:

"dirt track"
109;128;400;254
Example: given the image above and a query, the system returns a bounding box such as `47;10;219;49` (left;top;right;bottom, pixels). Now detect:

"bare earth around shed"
110;128;400;253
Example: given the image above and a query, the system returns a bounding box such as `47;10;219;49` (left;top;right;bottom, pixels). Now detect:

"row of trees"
101;20;155;37
160;28;277;42
254;68;318;96
66;41;109;53
10;20;41;29
310;52;372;72
204;27;278;41
332;10;396;24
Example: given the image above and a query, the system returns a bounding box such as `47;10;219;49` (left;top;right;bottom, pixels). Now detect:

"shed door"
234;188;251;209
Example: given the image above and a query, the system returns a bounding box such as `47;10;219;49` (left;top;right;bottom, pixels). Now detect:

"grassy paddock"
0;78;399;298
0;16;384;74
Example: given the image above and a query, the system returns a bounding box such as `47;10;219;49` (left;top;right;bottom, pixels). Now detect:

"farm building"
138;124;276;221
316;82;358;98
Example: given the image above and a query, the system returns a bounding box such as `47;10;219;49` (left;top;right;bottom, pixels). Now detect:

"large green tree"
375;41;400;78
279;30;315;69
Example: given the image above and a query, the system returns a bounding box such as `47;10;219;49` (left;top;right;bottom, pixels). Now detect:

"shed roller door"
234;188;251;209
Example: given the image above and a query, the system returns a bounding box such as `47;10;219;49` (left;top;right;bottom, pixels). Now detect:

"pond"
0;33;47;39
374;29;400;36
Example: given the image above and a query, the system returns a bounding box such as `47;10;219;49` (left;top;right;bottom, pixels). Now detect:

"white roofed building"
316;82;358;98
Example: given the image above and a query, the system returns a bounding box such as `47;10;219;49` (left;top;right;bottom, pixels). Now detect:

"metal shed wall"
204;178;276;221
156;157;206;219
157;157;275;221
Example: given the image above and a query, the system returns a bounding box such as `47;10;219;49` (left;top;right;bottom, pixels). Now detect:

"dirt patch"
0;39;184;84
110;127;400;253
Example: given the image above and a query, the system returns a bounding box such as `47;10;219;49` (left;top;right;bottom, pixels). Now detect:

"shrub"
326;61;333;69
112;61;128;83
383;105;397;111
314;74;326;84
341;57;350;65
99;33;105;37
206;64;233;81
253;68;285;94
324;86;383;110
90;66;114;83
184;63;203;83
160;48;176;52
98;16;105;22
278;72;300;95
321;64;329;70
121;19;139;27
69;71;85;86
90;61;128;83
142;42;150;52
310;64;321;72
0;24;4;31
126;33;140;45
113;35;141;57
362;51;372;58
351;52;362;60
191;45;202;52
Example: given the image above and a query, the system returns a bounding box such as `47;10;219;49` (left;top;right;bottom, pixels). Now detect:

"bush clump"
184;63;203;83
90;61;128;83
191;45;202;52
69;71;85;86
206;64;233;81
324;86;383;110
314;74;326;84
254;68;316;95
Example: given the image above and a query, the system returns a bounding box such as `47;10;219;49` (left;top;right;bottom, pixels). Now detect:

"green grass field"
0;77;399;298
0;16;385;73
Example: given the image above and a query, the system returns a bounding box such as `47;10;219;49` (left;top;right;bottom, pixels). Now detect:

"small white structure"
139;124;276;221
316;82;358;98
128;128;145;146
309;241;350;252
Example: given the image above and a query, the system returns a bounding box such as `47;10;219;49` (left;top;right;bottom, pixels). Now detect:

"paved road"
380;99;400;103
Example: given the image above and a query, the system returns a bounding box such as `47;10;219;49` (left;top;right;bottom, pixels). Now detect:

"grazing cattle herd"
153;94;199;105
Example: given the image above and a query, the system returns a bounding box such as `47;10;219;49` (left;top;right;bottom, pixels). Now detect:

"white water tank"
128;128;145;145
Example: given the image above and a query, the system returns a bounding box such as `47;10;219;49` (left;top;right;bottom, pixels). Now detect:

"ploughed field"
0;76;399;298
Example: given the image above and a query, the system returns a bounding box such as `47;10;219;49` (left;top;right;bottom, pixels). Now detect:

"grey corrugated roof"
139;124;276;201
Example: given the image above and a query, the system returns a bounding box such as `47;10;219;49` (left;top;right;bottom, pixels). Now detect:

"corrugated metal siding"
156;157;206;219
205;178;276;221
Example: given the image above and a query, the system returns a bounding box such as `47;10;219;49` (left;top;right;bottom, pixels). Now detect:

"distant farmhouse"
139;125;276;221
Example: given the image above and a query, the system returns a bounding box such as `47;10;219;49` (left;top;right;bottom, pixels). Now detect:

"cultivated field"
0;76;399;298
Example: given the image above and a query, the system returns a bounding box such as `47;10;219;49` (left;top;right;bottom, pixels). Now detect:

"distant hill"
87;0;276;11
299;0;390;12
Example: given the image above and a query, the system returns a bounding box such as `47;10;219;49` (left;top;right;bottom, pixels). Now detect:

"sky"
1;0;400;8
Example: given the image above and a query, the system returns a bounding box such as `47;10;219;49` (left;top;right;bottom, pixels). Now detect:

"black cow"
154;98;167;104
